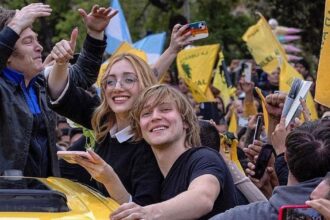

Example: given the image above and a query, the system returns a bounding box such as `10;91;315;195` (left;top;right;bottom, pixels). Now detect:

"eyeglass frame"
102;74;139;90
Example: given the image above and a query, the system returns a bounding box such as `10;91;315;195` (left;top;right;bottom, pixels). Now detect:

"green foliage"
1;0;324;70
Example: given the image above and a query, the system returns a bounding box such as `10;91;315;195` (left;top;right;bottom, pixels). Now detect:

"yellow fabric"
243;100;258;117
255;87;269;135
230;139;245;174
242;14;287;74
219;135;245;174
97;42;147;87
279;60;318;120
315;0;330;107
177;44;220;102
228;111;238;134
212;51;233;106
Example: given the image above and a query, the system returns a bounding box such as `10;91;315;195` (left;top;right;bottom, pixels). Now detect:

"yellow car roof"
0;176;119;219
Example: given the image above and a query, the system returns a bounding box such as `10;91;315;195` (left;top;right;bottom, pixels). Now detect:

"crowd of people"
0;2;329;220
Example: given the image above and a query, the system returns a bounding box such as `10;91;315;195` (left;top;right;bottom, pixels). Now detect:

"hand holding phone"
252;144;274;179
57;151;95;164
184;21;209;41
278;205;325;220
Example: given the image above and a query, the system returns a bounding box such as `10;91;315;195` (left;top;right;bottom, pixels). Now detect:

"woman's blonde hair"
130;84;201;148
91;53;157;142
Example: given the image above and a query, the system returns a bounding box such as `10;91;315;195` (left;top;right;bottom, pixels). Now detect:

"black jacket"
0;26;106;176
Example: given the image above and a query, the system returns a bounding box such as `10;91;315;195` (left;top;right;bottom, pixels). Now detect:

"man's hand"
78;5;118;40
306;199;330;220
110;202;150;220
8;3;52;34
265;92;287;119
271;117;289;155
50;28;78;64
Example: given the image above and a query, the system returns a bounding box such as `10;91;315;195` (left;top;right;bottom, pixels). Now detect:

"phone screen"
252;144;273;179
279;206;324;220
253;115;263;141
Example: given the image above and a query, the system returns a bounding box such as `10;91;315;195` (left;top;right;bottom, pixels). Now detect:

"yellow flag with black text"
315;0;330;107
177;44;220;102
242;14;287;74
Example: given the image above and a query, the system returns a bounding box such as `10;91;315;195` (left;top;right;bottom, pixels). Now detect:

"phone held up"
184;21;209;41
252;143;274;179
278;205;324;220
253;115;263;141
57;151;95;164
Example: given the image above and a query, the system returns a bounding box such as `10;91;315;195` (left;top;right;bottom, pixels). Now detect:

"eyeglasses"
103;76;138;90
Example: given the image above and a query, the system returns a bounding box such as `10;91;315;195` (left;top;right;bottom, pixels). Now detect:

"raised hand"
265;92;287;119
50;28;78;64
168;24;192;53
78;5;118;39
271;117;289;155
8;3;52;34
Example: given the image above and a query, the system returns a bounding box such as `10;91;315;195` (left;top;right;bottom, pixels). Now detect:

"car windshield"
0;177;70;212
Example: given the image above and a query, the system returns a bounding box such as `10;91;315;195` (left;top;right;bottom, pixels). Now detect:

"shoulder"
184;147;229;183
210;201;277;220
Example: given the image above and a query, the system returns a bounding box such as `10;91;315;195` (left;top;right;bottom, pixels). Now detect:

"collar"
3;67;39;88
109;125;134;143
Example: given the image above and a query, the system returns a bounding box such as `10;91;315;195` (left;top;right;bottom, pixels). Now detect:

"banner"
315;0;330;108
242;14;287;74
177;44;220;102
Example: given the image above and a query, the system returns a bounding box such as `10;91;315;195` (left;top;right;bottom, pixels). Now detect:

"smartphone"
243;62;252;82
185;21;209;41
57;151;95;164
278;205;324;220
253;115;263;141
252;144;273;179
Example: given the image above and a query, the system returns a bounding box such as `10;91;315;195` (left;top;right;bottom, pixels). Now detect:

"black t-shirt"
161;147;238;220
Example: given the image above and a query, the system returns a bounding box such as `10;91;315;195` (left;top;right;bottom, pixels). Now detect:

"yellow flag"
279;60;318;120
97;42;147;86
228;111;238;134
177;44;220;102
213;51;234;106
255;87;269;134
242;14;287;74
315;0;330;107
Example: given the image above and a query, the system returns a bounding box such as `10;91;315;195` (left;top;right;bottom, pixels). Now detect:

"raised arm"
152;24;191;80
0;3;51;71
47;4;118;96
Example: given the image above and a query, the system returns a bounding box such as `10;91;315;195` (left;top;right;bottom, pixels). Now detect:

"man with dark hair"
210;120;330;220
0;3;116;177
